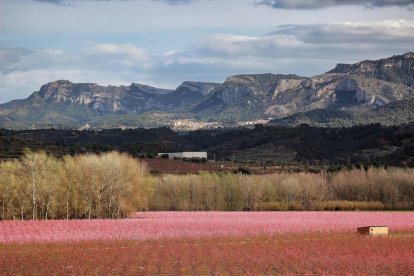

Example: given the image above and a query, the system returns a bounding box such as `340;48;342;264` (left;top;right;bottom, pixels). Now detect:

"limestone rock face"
177;81;220;96
329;52;414;87
1;52;414;128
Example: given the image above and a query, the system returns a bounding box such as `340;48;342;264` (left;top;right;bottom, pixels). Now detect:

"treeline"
2;123;414;167
0;151;152;220
1;151;414;220
150;168;414;211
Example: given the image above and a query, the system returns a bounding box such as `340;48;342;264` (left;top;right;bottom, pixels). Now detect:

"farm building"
357;226;389;236
157;152;208;159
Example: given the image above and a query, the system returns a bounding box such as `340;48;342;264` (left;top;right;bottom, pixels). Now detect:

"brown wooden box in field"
357;226;389;236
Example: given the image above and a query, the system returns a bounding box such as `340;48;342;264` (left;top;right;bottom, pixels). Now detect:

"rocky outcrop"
272;79;303;98
329;52;414;87
177;81;220;96
1;52;414;129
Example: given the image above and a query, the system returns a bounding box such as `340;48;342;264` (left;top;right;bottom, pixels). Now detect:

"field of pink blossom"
3;233;414;275
1;211;414;243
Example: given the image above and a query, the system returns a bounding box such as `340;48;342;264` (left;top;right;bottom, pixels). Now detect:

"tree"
21;150;54;220
0;151;152;220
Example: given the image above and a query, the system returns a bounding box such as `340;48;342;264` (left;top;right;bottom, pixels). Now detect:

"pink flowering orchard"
1;211;414;243
2;212;414;275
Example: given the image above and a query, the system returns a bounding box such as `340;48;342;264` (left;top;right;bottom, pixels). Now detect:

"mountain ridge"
328;52;414;87
1;52;414;129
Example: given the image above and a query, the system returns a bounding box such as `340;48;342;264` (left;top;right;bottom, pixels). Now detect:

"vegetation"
2;212;414;273
2;211;413;243
1;123;414;167
3;233;414;275
0;151;151;220
1;151;414;220
272;98;414;127
149;168;414;211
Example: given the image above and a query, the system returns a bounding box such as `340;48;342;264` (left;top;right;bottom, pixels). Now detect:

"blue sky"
0;0;413;103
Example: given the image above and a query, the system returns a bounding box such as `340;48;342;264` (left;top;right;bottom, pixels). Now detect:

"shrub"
312;201;385;211
256;201;288;211
160;154;169;159
234;167;252;175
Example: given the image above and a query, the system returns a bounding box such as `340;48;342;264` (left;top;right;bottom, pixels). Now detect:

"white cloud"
1;20;413;103
0;43;158;102
85;43;152;61
198;20;414;58
0;48;75;73
83;43;153;69
156;20;414;81
256;0;414;9
152;0;195;5
33;0;197;6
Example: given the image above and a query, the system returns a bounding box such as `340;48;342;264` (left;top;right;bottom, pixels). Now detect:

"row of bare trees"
0;151;151;220
2;151;414;219
150;168;414;211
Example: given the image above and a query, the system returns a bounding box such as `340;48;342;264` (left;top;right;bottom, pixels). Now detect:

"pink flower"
1;212;413;243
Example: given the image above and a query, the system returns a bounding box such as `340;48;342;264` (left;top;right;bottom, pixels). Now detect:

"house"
157;152;208;159
357;226;389;236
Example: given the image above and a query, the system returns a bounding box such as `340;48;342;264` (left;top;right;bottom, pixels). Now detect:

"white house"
157;152;207;159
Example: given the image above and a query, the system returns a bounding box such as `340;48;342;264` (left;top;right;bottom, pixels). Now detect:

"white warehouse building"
157;152;208;159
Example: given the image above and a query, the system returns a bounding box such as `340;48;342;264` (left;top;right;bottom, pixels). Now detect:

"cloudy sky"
0;0;413;103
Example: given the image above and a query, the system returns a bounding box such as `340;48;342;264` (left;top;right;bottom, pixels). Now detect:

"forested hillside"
271;98;414;127
1;123;414;167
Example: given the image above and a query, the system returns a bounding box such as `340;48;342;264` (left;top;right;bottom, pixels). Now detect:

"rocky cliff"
329;52;414;87
1;52;413;129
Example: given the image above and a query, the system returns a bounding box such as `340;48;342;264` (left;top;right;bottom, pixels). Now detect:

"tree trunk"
45;199;50;220
31;168;37;220
66;192;70;220
108;185;113;218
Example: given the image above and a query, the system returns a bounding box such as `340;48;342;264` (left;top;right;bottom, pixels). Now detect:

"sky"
0;0;413;103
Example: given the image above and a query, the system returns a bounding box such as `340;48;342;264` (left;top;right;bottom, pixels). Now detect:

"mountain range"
1;52;413;130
